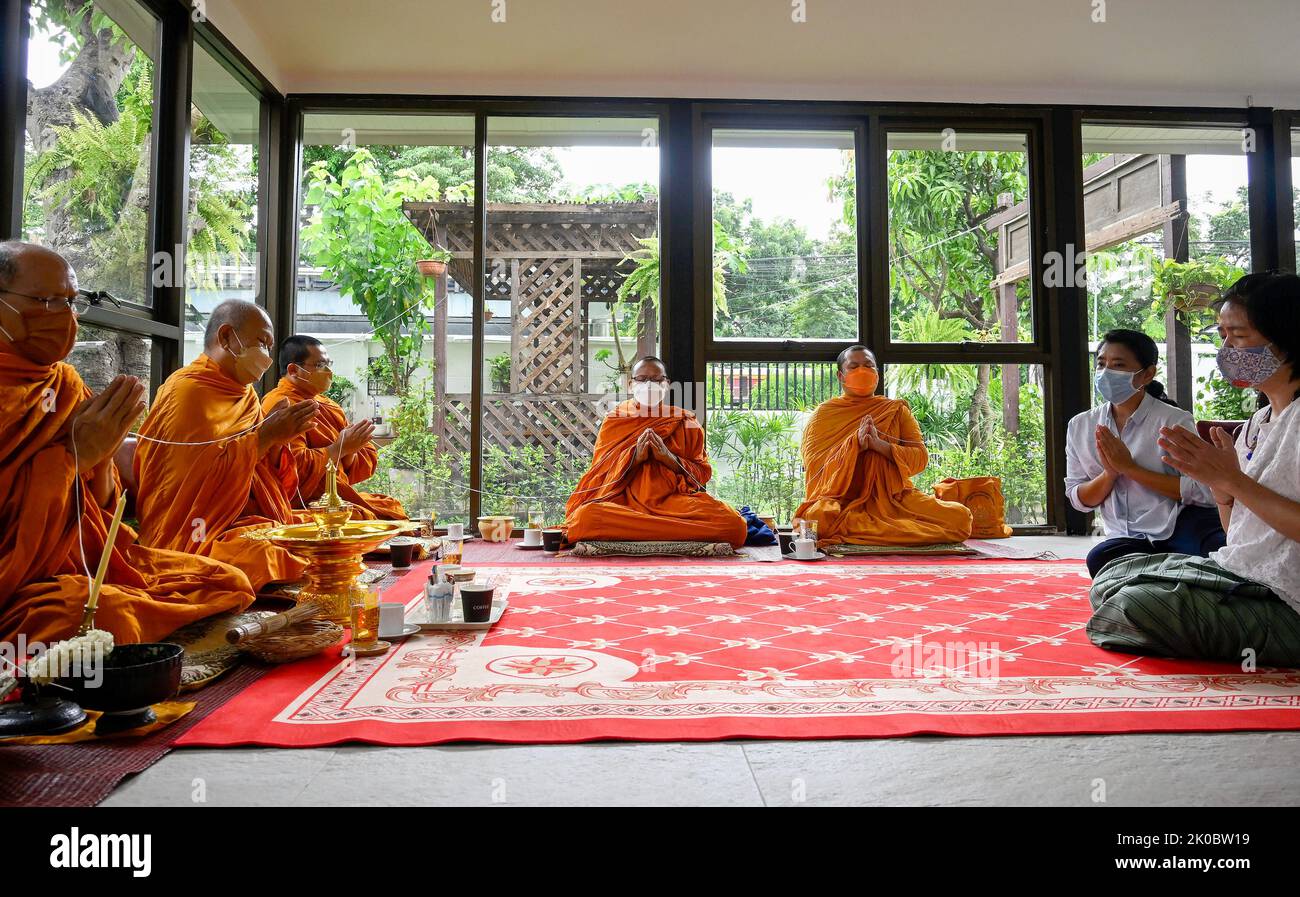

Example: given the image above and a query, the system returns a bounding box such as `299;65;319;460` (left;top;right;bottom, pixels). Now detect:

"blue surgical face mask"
1095;367;1140;405
1216;343;1281;389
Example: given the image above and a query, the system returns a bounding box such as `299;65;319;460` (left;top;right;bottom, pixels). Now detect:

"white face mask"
632;380;667;407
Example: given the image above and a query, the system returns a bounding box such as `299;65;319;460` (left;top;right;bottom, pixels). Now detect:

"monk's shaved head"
631;355;667;379
0;240;75;291
836;344;875;373
204;299;271;349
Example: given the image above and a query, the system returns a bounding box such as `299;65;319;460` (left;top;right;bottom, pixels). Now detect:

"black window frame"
2;2;1297;533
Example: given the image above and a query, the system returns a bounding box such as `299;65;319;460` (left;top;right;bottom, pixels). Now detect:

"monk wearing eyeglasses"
0;241;253;646
261;335;405;520
564;356;746;547
794;345;972;547
134;300;320;591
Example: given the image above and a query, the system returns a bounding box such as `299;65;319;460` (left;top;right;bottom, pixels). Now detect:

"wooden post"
1162;154;1193;410
431;226;448;448
998;281;1020;434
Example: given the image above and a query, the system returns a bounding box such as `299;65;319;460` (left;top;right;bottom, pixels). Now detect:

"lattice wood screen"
436;394;606;475
514;258;581;393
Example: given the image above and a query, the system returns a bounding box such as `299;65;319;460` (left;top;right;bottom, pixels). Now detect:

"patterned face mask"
1216;343;1281;388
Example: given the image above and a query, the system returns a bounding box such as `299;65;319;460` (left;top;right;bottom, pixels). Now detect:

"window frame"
3;3;1297;534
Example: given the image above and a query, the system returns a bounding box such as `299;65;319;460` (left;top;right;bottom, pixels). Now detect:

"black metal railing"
706;361;839;411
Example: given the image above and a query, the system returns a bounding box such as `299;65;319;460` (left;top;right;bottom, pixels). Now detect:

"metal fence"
707;361;839;411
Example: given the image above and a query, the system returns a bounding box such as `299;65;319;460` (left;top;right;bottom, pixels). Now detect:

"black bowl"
54;642;183;734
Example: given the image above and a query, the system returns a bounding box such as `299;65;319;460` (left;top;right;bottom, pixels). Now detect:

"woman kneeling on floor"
1065;328;1225;578
1088;272;1300;667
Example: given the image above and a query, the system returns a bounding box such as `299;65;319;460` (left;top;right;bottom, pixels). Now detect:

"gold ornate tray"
244;520;420;623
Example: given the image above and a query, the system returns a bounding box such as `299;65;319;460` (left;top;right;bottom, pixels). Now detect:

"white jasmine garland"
25;629;114;683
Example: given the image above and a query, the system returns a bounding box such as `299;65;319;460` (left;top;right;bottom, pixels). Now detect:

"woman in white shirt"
1065;328;1224;577
1088;273;1300;666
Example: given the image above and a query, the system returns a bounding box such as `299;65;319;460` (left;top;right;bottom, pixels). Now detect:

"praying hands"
1095;426;1135;477
1158;424;1244;505
332;418;375;461
856;414;893;457
633;428;679;469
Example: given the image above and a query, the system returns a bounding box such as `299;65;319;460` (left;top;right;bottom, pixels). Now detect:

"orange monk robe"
0;352;253;646
261;379;405;520
134;355;309;591
565;401;747;548
795;394;972;547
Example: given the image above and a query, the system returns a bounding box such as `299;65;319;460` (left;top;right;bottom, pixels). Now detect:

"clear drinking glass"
350;585;380;648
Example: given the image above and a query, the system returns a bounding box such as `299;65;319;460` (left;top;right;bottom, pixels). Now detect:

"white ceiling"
207;0;1300;108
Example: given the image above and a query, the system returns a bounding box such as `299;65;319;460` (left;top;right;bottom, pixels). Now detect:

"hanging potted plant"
1151;258;1243;328
416;246;453;278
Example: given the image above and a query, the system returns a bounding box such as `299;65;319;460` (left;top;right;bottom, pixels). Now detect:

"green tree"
301;148;440;393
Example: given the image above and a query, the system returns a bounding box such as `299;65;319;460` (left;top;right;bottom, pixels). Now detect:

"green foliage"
1194;372;1254;421
706;410;806;522
886;147;1028;339
489;353;512;392
480;445;580;524
31;0;129;62
27;65;153;236
359;379;456;518
301;148;439;393
1151;257;1245;333
325;373;357;409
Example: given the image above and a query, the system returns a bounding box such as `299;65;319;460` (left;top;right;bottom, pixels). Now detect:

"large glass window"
883;363;1047;526
710;128;858;341
887;130;1033;344
1292;127;1299;264
705;360;839;524
479;116;661;525
1080;123;1252;416
67;328;154;405
22;0;159;307
183;41;261;364
295;113;476;524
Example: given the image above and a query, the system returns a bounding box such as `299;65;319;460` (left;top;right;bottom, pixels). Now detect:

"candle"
80;493;127;635
325;459;340;508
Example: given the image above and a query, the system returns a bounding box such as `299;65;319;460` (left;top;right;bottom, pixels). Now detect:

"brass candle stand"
244;460;418;623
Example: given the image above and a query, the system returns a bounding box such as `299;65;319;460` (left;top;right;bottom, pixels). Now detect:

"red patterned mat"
178;560;1300;747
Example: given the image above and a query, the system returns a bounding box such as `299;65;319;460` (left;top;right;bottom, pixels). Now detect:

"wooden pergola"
986;152;1190;429
403;200;659;475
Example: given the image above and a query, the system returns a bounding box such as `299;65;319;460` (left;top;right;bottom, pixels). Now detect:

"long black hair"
1097;328;1178;407
1220;272;1300;401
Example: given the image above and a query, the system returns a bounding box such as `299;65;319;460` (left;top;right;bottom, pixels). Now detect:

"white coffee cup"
793;538;817;559
378;602;406;637
446;522;464;540
522;528;542;547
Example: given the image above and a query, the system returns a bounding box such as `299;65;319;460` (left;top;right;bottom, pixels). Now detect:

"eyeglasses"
303;361;333;372
0;288;122;315
631;375;667;383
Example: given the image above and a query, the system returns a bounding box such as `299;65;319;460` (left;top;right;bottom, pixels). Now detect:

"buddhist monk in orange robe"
0;242;253;645
795;345;972;547
565;356;746;548
261;335;405;520
135;300;322;591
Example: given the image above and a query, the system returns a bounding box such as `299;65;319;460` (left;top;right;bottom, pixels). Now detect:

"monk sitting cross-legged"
134;300;321;591
0;242;253;645
262;335;405;520
565;356;746;548
794;345;972;547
